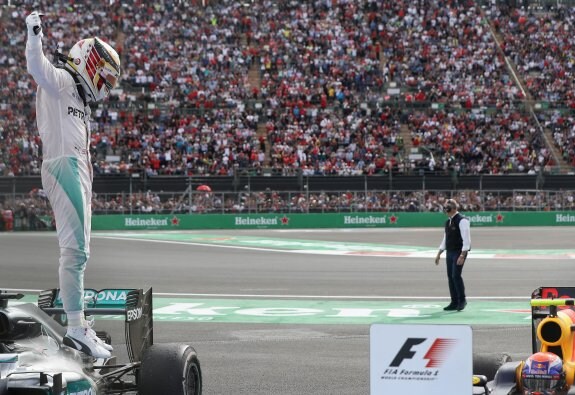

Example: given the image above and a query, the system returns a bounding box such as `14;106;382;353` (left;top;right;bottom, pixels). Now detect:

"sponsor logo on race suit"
67;106;86;121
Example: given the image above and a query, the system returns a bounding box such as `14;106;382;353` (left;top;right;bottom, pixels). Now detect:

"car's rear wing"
37;288;153;362
531;287;575;318
530;286;575;355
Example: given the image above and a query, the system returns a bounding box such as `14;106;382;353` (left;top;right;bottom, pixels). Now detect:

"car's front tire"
138;343;202;395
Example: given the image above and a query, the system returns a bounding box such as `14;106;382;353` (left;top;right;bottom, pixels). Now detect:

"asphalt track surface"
1;227;574;394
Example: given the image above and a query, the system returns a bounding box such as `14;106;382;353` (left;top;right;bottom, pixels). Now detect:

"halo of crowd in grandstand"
2;0;575;181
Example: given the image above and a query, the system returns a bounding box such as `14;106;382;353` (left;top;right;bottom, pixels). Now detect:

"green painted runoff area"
16;295;531;325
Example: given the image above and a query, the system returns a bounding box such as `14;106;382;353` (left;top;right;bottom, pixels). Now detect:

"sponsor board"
370;324;472;394
92;211;575;230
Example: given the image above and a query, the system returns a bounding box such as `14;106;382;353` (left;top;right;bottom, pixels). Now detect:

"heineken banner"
91;211;575;231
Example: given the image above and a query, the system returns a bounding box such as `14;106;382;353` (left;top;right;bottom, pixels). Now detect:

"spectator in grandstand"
0;206;5;232
0;0;569;177
25;11;118;358
434;198;471;312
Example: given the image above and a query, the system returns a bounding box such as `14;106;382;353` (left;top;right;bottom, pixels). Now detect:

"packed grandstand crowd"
2;0;575;223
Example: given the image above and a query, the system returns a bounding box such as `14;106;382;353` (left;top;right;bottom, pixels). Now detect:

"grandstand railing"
4;173;575;196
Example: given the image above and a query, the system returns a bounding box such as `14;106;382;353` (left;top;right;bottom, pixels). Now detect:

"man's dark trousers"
446;250;465;305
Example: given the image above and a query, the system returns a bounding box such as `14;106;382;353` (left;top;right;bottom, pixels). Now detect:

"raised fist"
26;11;44;37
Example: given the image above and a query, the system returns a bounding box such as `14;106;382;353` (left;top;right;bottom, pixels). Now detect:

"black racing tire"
139;343;202;395
473;352;512;381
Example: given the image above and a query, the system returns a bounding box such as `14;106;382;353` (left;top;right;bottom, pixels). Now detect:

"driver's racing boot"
64;326;112;358
84;317;113;352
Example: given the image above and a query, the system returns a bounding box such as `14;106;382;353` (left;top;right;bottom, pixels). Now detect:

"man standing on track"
435;199;471;311
25;11;120;358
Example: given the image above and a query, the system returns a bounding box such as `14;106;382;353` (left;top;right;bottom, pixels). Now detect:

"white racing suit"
26;34;92;315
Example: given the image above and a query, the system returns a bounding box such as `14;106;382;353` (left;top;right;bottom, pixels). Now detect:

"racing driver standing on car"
25;11;120;358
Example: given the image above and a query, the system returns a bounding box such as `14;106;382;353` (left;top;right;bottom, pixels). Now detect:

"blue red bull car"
473;286;575;395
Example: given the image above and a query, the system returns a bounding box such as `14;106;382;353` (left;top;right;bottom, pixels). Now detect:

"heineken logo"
467;214;504;223
556;214;575;223
344;215;389;225
124;216;180;227
234;216;289;226
467;214;493;223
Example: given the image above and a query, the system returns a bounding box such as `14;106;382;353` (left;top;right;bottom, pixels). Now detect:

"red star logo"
280;216;289;225
171;216;180;226
496;213;504;223
389;215;398;224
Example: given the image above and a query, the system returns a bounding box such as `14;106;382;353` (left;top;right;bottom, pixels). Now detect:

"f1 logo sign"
390;338;425;366
371;324;472;394
390;337;457;368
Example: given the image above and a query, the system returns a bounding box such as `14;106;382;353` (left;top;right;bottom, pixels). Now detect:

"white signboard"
370;324;472;394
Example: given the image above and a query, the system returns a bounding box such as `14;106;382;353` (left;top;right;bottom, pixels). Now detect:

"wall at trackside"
90;212;575;230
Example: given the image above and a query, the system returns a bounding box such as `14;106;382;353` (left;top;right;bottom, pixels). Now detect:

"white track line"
96;236;293;253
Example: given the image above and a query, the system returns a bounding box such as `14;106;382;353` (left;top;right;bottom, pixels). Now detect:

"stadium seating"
0;0;571;179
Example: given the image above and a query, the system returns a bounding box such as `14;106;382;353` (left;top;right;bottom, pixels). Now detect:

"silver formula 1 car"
0;288;201;394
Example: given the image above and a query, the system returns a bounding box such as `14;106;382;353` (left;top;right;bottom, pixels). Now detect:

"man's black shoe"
457;301;467;311
443;304;458;311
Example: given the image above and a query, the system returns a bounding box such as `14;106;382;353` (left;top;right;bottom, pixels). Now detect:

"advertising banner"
91;211;575;230
370;324;472;394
